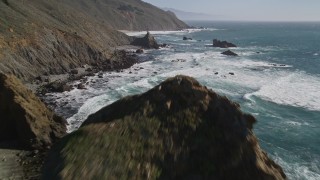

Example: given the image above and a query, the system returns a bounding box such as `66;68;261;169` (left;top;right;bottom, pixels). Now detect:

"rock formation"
0;73;66;150
222;50;239;56
43;75;286;180
213;39;237;48
131;32;160;49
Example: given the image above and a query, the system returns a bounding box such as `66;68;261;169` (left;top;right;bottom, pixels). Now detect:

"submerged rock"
43;75;286;180
131;32;159;49
222;50;238;56
213;39;237;48
0;73;66;149
183;36;192;40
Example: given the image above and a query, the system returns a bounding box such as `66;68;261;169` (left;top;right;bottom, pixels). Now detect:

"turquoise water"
45;21;320;179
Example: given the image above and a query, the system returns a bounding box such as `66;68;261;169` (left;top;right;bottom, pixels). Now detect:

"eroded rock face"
0;73;66;149
131;32;160;49
43;75;286;180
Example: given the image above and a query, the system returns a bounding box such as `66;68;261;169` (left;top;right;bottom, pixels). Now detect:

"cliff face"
43;75;286;180
0;0;188;81
0;73;66;149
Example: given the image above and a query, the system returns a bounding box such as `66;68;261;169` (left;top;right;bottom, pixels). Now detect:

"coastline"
25;47;141;94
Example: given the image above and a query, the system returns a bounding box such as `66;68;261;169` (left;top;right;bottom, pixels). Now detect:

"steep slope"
63;0;188;31
0;0;188;81
0;73;66;149
0;73;67;179
43;75;286;180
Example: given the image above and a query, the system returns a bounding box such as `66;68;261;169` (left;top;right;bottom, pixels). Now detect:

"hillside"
0;0;188;81
43;76;286;180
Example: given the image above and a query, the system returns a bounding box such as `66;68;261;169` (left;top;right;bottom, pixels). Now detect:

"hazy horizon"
142;0;320;22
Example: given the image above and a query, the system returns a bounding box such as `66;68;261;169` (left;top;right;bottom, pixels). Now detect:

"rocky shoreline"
0;47;143;180
32;49;139;94
0;32;167;179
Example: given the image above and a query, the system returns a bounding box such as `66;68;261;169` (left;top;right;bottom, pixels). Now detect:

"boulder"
85;67;93;72
135;49;144;54
43;75;286;180
98;73;103;78
44;81;73;93
131;32;159;49
0;73;67;149
213;39;237;48
77;83;86;90
221;50;238;56
183;36;192;40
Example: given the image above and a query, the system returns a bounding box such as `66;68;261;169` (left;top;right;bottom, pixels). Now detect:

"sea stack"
213;39;237;48
43;75;286;180
131;32;160;49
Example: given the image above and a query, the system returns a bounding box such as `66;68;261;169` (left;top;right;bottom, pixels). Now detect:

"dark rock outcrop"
42;81;73;93
213;39;237;48
131;32;160;49
183;36;192;40
77;83;86;90
43;75;286;180
0;73;66;150
222;50;239;56
136;49;144;54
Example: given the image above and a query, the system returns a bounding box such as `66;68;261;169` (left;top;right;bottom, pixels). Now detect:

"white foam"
273;155;320;180
249;73;320;111
285;121;310;127
120;28;222;37
57;33;320;133
66;93;114;132
120;30;187;37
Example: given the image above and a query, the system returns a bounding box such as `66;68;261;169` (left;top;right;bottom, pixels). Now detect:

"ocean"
44;21;320;179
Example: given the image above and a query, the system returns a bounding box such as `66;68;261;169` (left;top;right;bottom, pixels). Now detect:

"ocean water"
44;21;320;179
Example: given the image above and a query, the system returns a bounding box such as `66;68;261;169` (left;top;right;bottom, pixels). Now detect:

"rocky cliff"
43;75;286;180
0;72;67;179
0;73;66;149
0;0;188;82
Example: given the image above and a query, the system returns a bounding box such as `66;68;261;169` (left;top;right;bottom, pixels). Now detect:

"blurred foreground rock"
43;75;286;180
